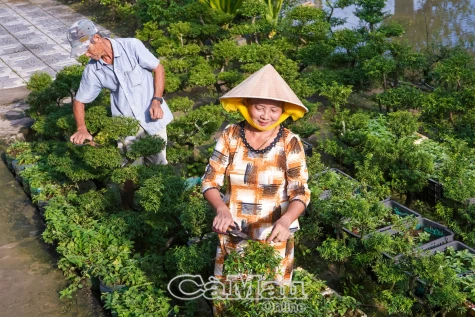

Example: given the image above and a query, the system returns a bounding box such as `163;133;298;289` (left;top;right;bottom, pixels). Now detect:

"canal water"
323;0;475;51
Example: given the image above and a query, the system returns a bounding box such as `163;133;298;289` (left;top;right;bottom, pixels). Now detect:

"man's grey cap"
67;19;98;58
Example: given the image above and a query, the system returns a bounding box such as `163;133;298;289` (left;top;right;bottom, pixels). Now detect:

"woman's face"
247;98;284;129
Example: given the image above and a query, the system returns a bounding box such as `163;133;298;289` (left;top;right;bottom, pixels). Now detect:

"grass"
57;0;137;38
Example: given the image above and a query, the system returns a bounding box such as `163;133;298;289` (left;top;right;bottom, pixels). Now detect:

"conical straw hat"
220;64;308;113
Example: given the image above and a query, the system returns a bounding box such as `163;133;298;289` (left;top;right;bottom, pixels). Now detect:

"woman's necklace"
246;123;278;150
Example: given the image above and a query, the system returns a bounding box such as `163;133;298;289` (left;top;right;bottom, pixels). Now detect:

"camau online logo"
167;274;308;301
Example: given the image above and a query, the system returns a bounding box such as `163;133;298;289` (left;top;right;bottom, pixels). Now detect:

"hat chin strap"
237;105;290;131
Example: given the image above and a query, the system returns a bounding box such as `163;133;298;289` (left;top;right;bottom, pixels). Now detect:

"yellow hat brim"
222;98;306;131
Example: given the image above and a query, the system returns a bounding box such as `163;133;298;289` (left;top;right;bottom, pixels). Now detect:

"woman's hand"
213;207;234;233
267;217;292;243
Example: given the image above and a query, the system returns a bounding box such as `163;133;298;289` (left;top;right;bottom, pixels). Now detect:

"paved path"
0;0;110;138
0;0;109;91
0;100;32;140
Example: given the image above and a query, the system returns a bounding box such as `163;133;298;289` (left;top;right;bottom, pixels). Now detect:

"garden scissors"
212;221;254;240
74;138;102;147
226;221;253;240
219;221;298;241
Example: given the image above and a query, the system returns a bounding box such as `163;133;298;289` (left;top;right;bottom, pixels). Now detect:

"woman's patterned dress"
202;122;311;289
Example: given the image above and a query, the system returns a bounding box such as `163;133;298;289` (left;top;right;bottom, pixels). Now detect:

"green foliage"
136;175;166;212
376;86;424;112
168;104;225;147
103;284;172;317
6;141;32;158
126;135;166;161
363;55;396;89
318;81;353;112
200;0;243;14
224;240;282;278
306;152;326;177
167;97;194;114
165;236;216;276
323;110;434;196
179;189;214;237
16;1;475;316
435;138;475;202
375;290;414;315
317;238;353;262
354;0;389;31
27;71;53;92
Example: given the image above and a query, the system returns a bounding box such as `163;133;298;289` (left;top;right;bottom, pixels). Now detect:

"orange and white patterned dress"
201;121;311;286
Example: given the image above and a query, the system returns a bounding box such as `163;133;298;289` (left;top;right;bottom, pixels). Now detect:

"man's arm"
149;63;166;120
70;99;93;144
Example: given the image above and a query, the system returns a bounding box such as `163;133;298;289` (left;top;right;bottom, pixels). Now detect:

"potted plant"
5;142;32;172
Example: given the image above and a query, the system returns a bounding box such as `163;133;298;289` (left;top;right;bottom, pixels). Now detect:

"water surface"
322;0;475;50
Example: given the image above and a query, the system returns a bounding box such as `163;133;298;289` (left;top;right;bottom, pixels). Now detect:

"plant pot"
99;278;126;294
427;240;475;277
380;218;454;260
22;180;31;198
5;154;14;172
420;178;443;205
11;160;34;185
427;240;475;256
30;186;41;197
341;200;417;239
375;200;421;233
36;200;48;220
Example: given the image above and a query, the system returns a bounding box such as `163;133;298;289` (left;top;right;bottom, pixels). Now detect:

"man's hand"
70;128;93;145
150;99;164;120
213;207;234;234
267;216;292;243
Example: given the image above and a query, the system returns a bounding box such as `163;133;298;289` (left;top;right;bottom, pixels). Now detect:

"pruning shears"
74;138;103;147
213;221;254;240
216;221;299;241
226;221;254;240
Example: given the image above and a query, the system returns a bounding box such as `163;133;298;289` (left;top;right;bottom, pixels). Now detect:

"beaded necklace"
239;121;283;154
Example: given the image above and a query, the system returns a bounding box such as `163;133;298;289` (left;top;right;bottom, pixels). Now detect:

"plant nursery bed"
411;242;475;316
381;218;454;260
428;240;475;256
314;168;358;200
428;241;475;275
294;267;367;317
342;200;421;239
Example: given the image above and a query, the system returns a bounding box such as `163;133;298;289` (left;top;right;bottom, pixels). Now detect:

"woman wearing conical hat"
201;64;311;312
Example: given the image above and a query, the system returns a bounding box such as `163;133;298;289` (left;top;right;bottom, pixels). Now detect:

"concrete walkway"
0;0;109;102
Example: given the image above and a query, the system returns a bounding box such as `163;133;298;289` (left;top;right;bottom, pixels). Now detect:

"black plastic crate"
302;139;313;157
428;178;442;192
415;178;443;205
424;178;443;205
421;179;475;207
381;218;454;260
